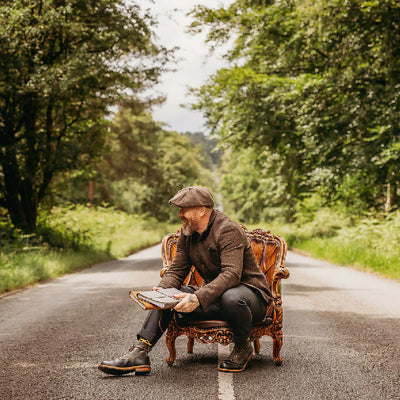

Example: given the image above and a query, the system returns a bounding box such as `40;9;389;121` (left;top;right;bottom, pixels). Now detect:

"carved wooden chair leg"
187;337;194;354
165;325;178;366
253;338;261;354
272;334;283;366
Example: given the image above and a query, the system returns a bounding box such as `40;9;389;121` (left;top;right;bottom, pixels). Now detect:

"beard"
181;216;198;236
181;222;195;236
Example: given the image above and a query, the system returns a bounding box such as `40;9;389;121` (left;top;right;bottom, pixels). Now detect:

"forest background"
0;0;399;295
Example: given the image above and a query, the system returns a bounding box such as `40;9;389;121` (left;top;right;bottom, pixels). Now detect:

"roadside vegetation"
254;208;400;282
0;205;177;295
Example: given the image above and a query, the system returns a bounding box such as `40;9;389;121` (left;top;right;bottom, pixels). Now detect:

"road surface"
0;245;399;399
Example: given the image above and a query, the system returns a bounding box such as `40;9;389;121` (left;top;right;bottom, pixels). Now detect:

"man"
98;186;272;375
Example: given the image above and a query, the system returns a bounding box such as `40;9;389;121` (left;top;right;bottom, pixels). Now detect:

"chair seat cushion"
178;319;230;328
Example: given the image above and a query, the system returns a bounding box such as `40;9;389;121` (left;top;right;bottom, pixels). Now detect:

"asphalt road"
0;245;399;400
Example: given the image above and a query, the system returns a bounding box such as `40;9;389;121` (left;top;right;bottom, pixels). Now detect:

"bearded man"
98;186;272;375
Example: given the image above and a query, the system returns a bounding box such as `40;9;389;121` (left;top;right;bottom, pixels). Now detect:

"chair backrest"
160;226;287;290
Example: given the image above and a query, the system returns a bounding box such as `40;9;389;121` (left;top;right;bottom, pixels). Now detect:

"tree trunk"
87;180;95;206
3;179;38;233
384;182;395;213
2;149;38;233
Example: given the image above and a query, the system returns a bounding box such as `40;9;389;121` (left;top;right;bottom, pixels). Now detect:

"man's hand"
173;293;199;313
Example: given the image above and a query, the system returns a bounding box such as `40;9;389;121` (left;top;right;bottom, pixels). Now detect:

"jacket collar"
198;209;217;241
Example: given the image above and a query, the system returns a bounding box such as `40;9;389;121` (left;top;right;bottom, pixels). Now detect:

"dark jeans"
137;284;267;346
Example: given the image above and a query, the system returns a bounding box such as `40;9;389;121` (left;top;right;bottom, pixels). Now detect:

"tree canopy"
49;99;215;221
190;0;400;220
0;0;167;231
96;100;214;220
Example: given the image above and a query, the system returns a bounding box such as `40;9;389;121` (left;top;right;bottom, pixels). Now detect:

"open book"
129;287;184;310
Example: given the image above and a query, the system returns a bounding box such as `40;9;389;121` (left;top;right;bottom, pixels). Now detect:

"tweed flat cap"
169;186;214;208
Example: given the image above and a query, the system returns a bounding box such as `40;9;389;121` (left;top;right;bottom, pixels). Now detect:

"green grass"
260;209;400;282
0;205;178;295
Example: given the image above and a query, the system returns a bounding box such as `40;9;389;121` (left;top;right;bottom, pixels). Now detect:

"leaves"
0;0;168;231
191;0;400;218
93;101;214;220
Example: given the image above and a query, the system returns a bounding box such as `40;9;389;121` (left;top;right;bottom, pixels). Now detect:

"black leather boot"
98;340;151;376
218;339;253;373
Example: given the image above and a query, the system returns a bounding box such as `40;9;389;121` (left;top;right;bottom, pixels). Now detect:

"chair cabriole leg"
187;337;194;353
165;326;177;366
253;338;261;354
272;335;283;366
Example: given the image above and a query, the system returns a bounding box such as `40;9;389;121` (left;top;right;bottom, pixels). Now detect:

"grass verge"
0;205;178;295
259;209;400;282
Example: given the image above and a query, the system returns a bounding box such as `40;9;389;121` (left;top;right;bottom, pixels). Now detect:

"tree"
93;100;214;220
218;146;290;222
0;0;167;231
182;131;221;169
190;0;400;218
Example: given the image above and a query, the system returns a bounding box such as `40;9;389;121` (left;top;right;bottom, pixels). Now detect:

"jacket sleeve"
195;225;245;311
158;233;192;289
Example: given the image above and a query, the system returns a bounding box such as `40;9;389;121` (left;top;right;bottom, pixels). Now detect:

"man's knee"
220;287;246;310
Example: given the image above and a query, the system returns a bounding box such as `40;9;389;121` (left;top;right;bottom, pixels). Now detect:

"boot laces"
126;344;147;354
127;339;151;354
126;345;136;354
118;344;144;358
229;342;249;360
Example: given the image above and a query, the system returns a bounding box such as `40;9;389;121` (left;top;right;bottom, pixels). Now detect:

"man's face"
178;207;202;236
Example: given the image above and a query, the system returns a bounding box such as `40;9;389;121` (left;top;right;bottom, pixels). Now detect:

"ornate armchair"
160;226;289;366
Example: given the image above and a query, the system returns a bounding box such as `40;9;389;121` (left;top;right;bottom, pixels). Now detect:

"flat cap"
169;186;214;208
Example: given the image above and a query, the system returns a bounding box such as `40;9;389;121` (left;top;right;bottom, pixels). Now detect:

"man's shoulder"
213;209;235;225
212;210;245;237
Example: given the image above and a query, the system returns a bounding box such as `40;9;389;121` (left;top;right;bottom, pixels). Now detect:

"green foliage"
190;0;400;219
0;205;177;294
0;0;167;232
219;147;291;222
36;205;176;257
95;102;215;220
266;209;400;281
183;132;221;169
50;101;216;220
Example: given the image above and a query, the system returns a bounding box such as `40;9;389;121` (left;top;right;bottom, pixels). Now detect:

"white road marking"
218;344;235;400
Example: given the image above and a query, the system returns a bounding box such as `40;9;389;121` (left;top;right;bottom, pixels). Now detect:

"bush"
0;205;177;294
265;209;400;281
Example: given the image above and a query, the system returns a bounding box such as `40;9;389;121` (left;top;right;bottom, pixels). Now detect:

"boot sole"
98;363;151;376
218;353;253;373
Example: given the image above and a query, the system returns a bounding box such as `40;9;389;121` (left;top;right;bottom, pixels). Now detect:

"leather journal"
129;287;183;310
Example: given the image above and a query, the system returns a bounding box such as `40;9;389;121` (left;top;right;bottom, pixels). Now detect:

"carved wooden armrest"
160;250;171;277
271;267;290;298
160;265;169;277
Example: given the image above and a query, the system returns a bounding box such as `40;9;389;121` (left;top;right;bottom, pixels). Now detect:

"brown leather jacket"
159;210;272;311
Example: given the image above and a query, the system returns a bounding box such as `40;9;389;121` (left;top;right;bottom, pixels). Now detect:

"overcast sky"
140;0;234;133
